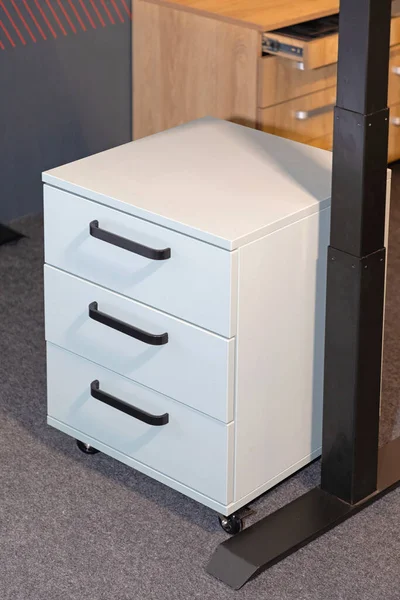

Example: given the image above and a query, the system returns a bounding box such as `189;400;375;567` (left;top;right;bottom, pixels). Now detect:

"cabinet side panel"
234;209;330;500
133;0;259;139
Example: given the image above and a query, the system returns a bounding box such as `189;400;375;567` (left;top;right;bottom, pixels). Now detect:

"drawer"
389;46;400;107
258;87;336;144
388;104;400;163
258;54;337;109
262;14;400;70
308;133;333;152
44;186;237;338
44;266;235;423
46;343;234;504
259;43;400;112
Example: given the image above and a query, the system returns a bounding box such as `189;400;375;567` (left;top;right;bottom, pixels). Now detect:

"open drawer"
262;12;400;69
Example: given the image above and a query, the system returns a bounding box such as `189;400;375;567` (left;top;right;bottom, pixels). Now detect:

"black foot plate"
207;437;400;590
207;488;351;589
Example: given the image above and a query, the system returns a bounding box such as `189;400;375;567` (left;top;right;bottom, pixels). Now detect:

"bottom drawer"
47;343;234;505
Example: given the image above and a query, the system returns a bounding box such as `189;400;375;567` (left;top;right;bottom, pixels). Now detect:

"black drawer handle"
90;380;169;426
89;302;168;346
89;220;171;261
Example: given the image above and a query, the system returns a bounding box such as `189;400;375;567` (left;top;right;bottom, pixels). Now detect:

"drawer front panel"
389;103;400;163
262;30;338;70
308;133;333;152
44;266;235;423
44;186;237;338
258;55;337;108
47;343;234;504
259;42;400;111
258;87;336;144
389;46;400;107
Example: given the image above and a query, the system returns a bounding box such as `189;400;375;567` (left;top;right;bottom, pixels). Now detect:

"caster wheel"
76;440;100;455
218;514;243;535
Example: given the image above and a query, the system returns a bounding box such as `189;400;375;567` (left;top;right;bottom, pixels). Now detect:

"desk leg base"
206;437;400;590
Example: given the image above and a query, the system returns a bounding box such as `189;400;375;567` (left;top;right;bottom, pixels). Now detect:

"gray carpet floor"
0;171;399;600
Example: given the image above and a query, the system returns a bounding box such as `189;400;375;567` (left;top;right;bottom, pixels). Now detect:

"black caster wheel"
76;440;100;455
218;514;243;535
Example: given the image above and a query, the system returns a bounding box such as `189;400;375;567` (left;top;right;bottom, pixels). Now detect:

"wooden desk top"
142;0;340;31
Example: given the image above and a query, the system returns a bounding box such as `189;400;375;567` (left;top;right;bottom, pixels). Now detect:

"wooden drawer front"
389;103;400;163
44;266;235;423
308;134;333;152
262;30;338;70
47;343;234;504
259;41;400;111
389;46;400;107
262;15;400;70
258;88;336;144
258;55;337;108
44;186;237;338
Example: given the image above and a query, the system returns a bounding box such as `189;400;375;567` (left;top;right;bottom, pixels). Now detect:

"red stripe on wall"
57;0;77;33
23;0;47;40
1;1;26;45
110;0;124;23
119;0;131;19
98;0;114;24
0;0;129;49
77;0;96;29
67;0;86;31
45;0;67;35
34;0;57;38
89;0;106;26
10;0;36;42
0;18;15;46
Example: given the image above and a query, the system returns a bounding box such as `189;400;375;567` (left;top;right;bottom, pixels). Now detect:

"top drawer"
43;186;238;337
262;14;400;70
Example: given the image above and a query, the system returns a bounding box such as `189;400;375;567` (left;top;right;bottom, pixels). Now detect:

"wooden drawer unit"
47;343;234;505
258;43;400;154
258;87;336;144
43;118;336;517
133;1;400;163
44;265;235;423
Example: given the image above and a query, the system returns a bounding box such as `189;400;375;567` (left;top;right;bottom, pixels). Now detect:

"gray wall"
0;2;131;222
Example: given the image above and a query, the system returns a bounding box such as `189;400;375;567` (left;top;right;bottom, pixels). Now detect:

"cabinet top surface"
141;0;339;31
43;118;333;250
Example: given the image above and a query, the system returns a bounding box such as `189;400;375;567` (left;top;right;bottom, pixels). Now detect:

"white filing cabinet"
43;116;336;528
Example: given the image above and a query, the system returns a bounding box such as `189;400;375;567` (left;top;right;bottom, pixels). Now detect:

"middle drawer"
258;87;336;144
44;265;235;423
